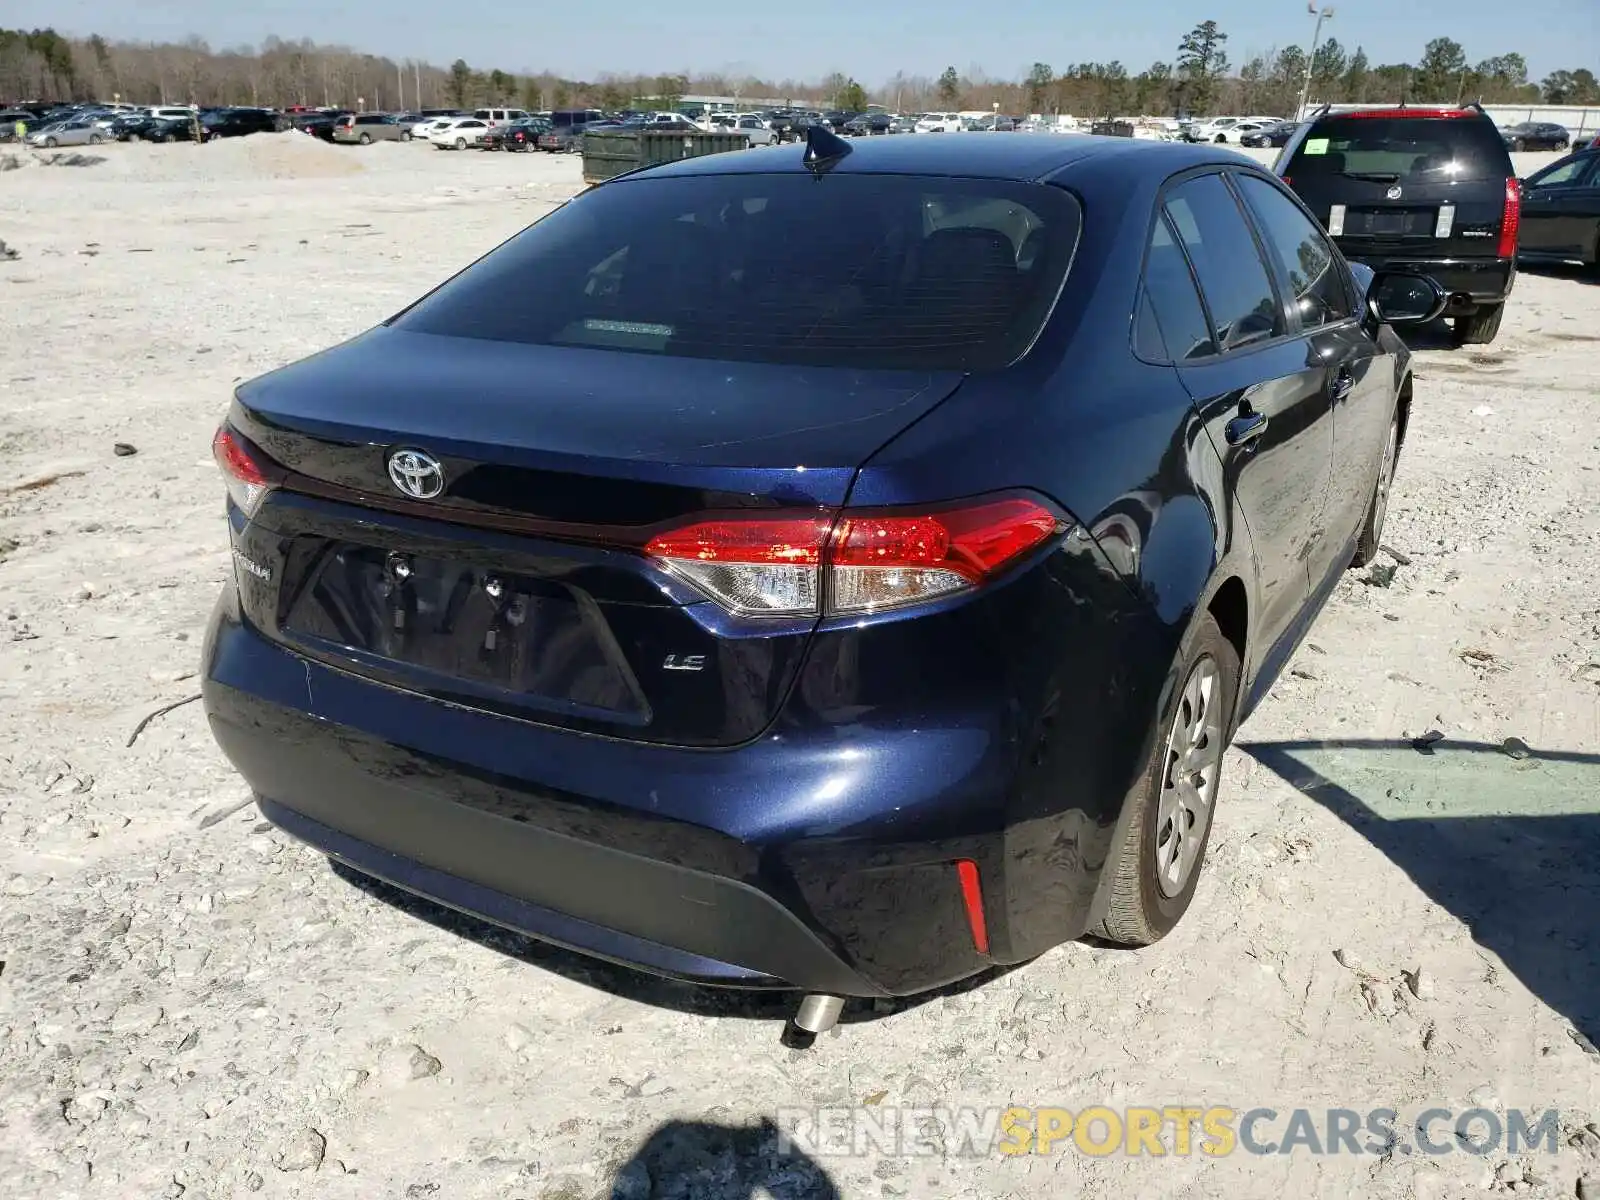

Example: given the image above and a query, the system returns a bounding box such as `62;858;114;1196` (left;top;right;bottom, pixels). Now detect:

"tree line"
2;23;1596;119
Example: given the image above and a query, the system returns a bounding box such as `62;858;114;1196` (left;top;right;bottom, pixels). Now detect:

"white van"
472;107;529;128
914;113;964;134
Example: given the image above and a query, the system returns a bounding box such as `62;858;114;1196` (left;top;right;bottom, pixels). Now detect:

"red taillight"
1341;107;1472;119
955;859;990;955
1497;175;1520;257
211;425;276;516
644;496;1062;617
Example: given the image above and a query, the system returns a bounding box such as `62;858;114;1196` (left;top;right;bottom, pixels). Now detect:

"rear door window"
1234;175;1354;329
393;174;1082;371
1284;115;1512;184
1163;174;1283;352
1136;214;1216;362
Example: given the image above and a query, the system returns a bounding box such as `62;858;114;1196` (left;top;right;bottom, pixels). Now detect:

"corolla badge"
387;449;445;499
1385;184;1403;200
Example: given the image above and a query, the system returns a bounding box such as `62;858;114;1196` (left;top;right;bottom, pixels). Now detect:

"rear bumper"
1337;250;1515;306
202;529;1166;997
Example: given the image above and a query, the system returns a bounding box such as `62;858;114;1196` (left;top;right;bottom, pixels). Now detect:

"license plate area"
283;544;648;719
1349;208;1435;237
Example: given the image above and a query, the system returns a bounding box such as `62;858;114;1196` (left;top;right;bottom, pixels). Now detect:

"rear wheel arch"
1205;575;1248;684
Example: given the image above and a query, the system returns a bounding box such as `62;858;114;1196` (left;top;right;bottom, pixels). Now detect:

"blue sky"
13;0;1597;86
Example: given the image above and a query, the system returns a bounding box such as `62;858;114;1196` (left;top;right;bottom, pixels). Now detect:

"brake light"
643;496;1063;617
1497;176;1520;257
1340;108;1473;119
211;426;277;517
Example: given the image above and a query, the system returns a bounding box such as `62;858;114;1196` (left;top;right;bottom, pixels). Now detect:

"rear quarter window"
393;174;1082;372
1285;115;1513;183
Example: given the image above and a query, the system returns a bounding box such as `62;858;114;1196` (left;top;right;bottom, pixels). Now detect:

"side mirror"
1366;271;1447;327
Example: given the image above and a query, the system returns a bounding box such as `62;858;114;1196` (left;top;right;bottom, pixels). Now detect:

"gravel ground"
1;134;1598;1200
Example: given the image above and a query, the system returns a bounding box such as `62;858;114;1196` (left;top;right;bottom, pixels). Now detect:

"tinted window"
1164;175;1282;352
1284;115;1513;183
1138;214;1215;361
1528;156;1595;187
1235;176;1352;328
394;174;1082;371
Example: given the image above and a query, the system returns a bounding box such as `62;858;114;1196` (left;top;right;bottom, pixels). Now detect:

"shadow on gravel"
605;1118;839;1200
329;859;1022;1029
1397;317;1460;351
1241;737;1600;1050
1517;261;1599;286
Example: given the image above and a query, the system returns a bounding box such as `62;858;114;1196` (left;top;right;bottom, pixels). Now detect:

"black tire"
1556;139;1570;151
1451;303;1504;346
89;133;102;145
1214;133;1227;143
359;133;371;145
1351;408;1400;568
1095;612;1239;946
401;131;411;142
455;137;466;150
44;136;57;148
1512;138;1526;152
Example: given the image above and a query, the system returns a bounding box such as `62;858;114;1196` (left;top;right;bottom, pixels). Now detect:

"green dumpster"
582;128;755;185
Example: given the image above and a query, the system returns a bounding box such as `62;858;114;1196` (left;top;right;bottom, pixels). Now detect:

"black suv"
1277;104;1519;345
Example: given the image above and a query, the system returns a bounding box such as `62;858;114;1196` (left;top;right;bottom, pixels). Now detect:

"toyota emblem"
1385;184;1403;200
387;449;445;499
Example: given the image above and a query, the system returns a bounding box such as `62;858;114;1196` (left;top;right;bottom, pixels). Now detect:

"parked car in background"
333;113;409;144
144;106;196;122
1500;121;1570;152
728;114;776;144
204;133;1443;1035
144;115;201;142
1516;146;1600;267
291;112;341;141
843;112;894;136
430;117;490;149
472;107;530;128
25;117;107;148
202;107;285;140
1277;103;1520;345
412;117;461;143
480;117;552;151
1240;120;1299;148
914;112;963;133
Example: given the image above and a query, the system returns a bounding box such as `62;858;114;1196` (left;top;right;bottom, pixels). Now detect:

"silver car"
27;118;107;148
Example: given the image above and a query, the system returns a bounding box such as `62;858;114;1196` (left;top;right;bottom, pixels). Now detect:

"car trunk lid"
226;327;965;746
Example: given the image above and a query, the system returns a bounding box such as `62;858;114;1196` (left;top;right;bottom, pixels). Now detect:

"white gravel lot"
1;133;1598;1200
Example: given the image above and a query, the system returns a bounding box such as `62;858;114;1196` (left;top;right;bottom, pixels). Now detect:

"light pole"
1296;2;1335;120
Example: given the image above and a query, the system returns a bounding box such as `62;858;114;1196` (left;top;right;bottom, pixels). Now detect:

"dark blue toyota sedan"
203;128;1443;1038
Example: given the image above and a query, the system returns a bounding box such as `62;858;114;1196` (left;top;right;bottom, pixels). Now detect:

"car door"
1153;171;1336;656
1233;172;1387;578
1520;154;1600;258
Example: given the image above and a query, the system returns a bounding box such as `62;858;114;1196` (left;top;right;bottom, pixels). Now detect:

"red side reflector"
1340;107;1473;120
955;859;990;955
1497;176;1521;257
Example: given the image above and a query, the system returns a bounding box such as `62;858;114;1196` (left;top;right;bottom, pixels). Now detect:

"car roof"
635;132;1262;184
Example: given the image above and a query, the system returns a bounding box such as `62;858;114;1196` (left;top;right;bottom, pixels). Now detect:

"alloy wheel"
1153;655;1223;897
1372;418;1399;542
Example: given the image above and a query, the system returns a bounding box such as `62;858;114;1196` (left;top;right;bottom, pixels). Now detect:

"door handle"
1225;406;1269;447
1331;367;1354;402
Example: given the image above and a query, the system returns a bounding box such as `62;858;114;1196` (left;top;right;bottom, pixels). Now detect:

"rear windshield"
393;173;1081;371
1285;116;1512;182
